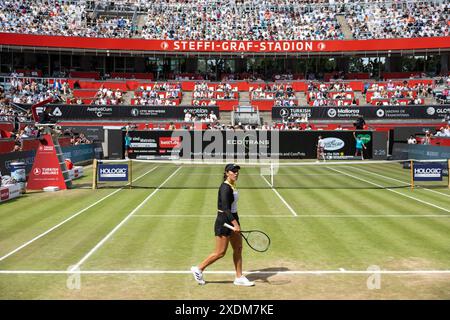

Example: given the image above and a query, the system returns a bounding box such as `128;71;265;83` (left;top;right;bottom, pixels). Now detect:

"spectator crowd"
0;0;447;40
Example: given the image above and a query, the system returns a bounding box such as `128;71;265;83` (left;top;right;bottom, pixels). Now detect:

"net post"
270;162;274;187
448;159;450;189
92;158;98;190
410;160;414;190
128;159;132;189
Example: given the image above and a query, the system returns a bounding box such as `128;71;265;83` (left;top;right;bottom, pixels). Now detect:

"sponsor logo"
426;107;436;115
183;108;209;115
357;134;371;144
322;137;345;151
99;168;128;177
159;137;181;148
227;138;269;146
327;108;337;118
98;165;129;181
52;107;62;117
280;108;289;117
0;188;9;201
86;107;113;118
130;142;157;148
413;164;443;181
436;107;450;114
414;167;442;178
131;108;139;117
36;168;59;175
226;133;270;151
376;109;385;117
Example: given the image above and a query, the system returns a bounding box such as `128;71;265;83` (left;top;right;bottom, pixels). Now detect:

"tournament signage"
125;130;373;160
413;163;443;181
98;164;129;182
1;33;449;53
26;134;69;190
272;106;450;120
33;105;219;121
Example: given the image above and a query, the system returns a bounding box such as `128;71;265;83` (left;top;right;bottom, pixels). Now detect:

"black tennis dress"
214;181;240;236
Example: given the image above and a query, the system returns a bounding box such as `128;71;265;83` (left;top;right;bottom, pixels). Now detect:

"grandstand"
0;0;450;303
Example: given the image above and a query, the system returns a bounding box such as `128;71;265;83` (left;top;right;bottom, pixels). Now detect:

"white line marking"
261;175;298;216
0;166;159;263
129;214;280;218
328;167;450;213
131;214;450;218
349;166;450;199
69;166;183;272
1;270;450;275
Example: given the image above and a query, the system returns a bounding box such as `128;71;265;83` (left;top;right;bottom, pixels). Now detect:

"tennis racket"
224;223;271;252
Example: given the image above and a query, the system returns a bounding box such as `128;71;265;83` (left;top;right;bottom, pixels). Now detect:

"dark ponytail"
223;172;227;181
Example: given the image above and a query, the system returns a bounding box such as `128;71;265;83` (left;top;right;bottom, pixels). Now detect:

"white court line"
1;270;450;275
69;166;183;272
131;214;450;218
0;166;159;263
132;214;295;218
348;166;450;199
260;175;298;217
328;167;450;214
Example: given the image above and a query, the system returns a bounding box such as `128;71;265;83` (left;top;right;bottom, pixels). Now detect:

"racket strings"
245;231;270;252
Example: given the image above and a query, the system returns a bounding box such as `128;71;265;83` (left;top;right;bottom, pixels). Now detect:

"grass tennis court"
1;161;450;299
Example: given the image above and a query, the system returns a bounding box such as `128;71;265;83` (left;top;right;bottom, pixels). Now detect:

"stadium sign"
413;164;443;181
1;34;449;54
98;164;129;181
173;40;314;52
272;106;450;120
125;130;372;160
28;105;220;121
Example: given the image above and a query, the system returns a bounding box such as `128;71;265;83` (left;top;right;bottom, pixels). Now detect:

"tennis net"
92;159;449;190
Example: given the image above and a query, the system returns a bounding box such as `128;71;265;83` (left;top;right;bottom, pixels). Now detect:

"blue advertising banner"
413;163;443;181
0;145;96;177
62;144;94;164
98;164;129;182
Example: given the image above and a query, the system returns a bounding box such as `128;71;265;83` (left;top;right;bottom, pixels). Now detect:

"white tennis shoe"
191;266;205;285
233;275;255;286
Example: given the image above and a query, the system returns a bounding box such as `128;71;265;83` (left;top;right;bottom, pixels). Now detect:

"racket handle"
223;223;236;231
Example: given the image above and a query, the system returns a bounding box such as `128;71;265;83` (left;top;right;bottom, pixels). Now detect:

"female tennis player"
191;163;255;286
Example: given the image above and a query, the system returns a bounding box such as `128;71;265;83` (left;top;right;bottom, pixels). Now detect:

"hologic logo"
376;109;385;117
414;168;442;177
322;137;345;151
100;168;127;175
327;108;337;118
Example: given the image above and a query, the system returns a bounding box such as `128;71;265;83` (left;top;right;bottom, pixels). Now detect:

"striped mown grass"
0;161;449;299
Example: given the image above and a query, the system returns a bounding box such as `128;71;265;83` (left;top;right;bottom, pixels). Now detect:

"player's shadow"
246;267;291;285
205;280;234;284
204;268;291;285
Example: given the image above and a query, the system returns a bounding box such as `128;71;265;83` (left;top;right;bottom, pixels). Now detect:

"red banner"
1;33;449;53
27;134;68;190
